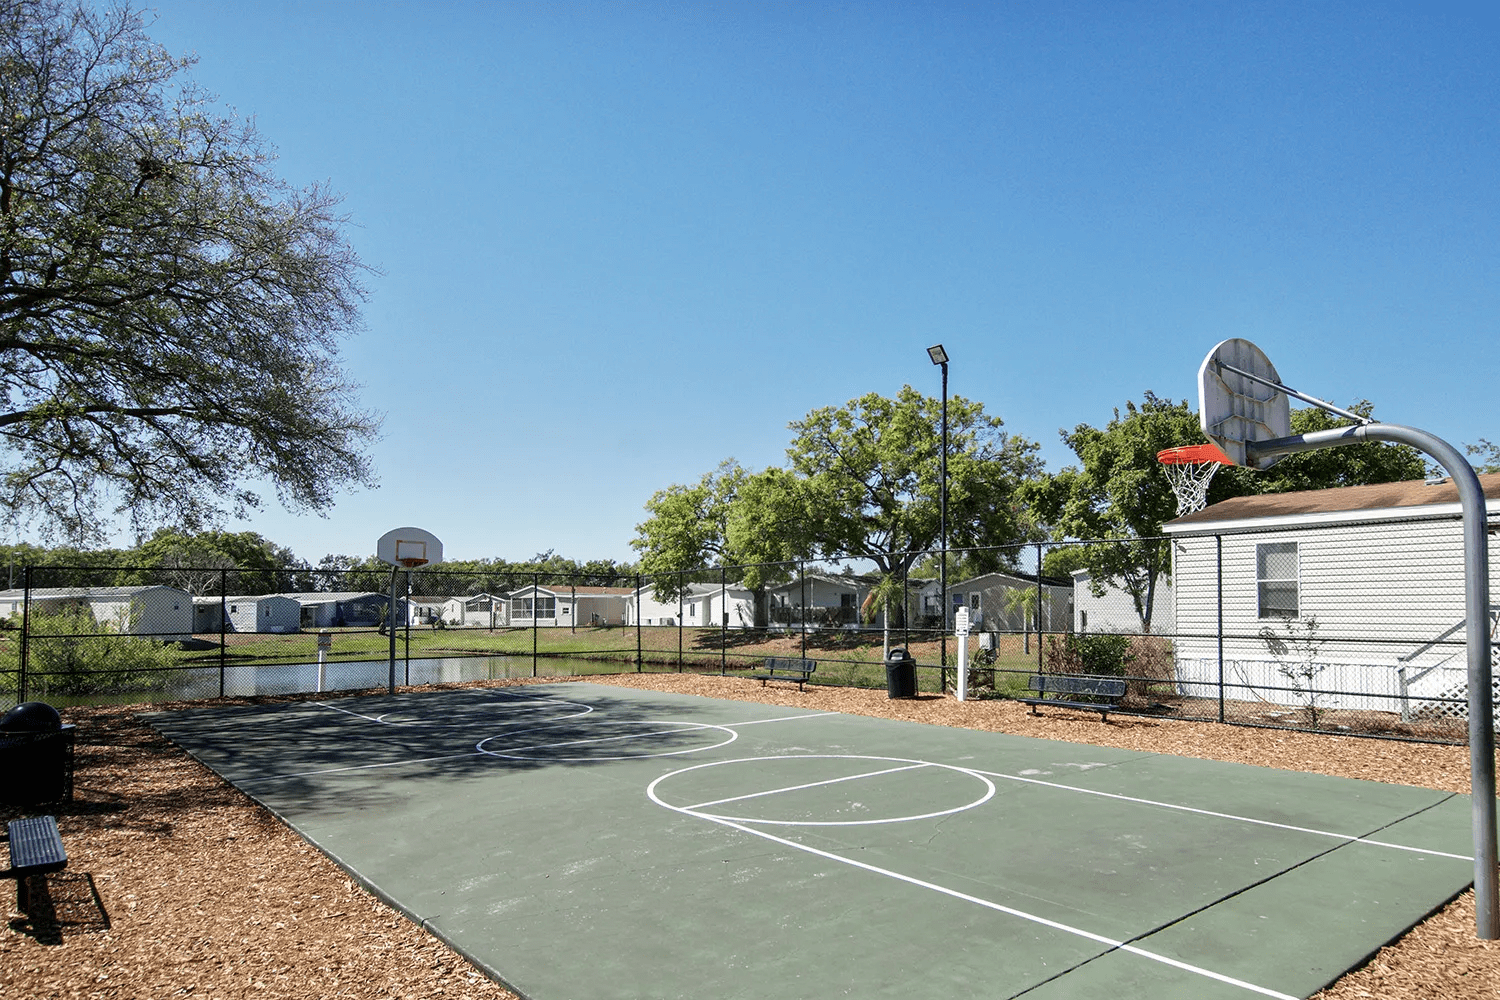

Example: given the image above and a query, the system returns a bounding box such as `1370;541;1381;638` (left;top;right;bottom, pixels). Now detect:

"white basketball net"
1162;459;1221;516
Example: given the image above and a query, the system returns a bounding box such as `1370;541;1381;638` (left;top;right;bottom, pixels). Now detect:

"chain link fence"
0;522;1493;745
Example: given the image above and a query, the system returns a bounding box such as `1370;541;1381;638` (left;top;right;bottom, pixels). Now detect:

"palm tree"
1004;586;1040;654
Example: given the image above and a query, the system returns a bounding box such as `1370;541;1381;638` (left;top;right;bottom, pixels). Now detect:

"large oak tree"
0;1;377;541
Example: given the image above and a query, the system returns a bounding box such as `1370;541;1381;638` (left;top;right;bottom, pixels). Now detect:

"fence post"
635;574;643;671
18;565;30;703
219;569;227;698
720;566;727;675
1217;534;1225;724
532;572;539;678
799;561;807;661
1036;542;1045;677
678;570;684;672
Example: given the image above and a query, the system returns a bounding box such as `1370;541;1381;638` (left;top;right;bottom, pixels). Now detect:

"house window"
688;602;697;618
1257;542;1299;619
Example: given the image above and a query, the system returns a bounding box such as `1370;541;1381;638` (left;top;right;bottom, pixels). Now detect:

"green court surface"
145;683;1479;1000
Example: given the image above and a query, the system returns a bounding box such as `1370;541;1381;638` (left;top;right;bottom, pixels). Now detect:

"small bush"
8;608;179;697
1045;632;1136;677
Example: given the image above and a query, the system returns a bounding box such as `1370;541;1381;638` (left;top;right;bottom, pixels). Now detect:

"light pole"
927;344;949;689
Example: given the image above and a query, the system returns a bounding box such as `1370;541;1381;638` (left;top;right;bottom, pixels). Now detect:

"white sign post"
954;606;971;702
316;629;332;692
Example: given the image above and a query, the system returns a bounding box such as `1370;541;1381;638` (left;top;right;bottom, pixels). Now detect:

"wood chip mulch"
2;672;1497;999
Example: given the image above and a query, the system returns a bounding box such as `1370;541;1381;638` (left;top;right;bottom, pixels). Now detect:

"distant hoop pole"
1250;422;1497;939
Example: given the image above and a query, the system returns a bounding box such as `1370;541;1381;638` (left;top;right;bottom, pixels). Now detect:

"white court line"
981;769;1473;862
687;763;931;811
721;712;837;727
311;701;389;724
673;807;1298;1000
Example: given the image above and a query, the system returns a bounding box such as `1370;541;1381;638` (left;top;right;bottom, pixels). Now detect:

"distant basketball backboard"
377;526;443;569
1198;338;1292;470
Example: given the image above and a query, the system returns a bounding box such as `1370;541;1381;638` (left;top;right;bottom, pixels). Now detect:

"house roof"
765;573;875;592
948;570;1073;590
0;585;188;600
1164;472;1500;532
191;594;299;605
271;591;387;605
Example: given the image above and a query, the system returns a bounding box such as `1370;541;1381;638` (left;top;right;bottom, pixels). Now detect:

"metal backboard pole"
1248;423;1497;938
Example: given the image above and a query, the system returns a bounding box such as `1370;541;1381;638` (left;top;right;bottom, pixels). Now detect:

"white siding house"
0;585;194;640
1071;570;1174;634
508;585;575;628
943;572;1074;633
1162;473;1500;719
275;592;389;628
568;586;633;627
626;583;755;627
193;595;301;633
628;586;682;626
456;592;508;628
764;574;873;628
400;596;449;626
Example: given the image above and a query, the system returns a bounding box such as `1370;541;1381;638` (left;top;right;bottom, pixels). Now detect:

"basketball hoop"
1157;443;1232;516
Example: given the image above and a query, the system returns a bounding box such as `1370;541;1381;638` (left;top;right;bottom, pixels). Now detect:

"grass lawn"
166;625;1055;697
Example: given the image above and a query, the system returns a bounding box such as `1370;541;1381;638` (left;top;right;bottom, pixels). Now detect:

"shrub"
1045;632;1136;677
8;608;179;697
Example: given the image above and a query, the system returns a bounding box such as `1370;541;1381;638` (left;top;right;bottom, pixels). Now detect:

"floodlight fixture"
927;344;948;365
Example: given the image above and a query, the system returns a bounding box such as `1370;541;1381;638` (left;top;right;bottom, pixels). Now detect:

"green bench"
751;657;817;691
1020;673;1128;722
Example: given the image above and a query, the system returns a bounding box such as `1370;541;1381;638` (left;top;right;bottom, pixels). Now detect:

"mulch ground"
2;672;1497;999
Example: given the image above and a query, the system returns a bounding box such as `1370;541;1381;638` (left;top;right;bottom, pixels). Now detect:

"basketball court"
146;682;1478;1000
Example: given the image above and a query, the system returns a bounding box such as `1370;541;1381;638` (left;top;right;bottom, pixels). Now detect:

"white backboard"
376;526;443;568
1198;338;1292;470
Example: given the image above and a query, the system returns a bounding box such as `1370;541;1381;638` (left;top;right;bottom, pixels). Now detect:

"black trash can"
885;647;917;699
0;701;76;805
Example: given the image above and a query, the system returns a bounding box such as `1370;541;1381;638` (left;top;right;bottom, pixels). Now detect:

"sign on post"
955;607;971;701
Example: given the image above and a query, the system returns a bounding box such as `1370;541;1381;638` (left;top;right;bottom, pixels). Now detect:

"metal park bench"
751;657;817;691
3;815;68;913
1020;673;1128;722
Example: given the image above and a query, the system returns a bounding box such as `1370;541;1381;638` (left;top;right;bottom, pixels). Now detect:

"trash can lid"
0;701;62;732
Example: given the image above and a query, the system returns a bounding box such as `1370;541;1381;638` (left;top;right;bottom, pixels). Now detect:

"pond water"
20;655;603;707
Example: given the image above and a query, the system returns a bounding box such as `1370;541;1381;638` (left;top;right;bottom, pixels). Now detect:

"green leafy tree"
1037;394;1429;632
632;460;748;598
0;1;377;542
1466;439;1499;475
1222;402;1425;496
1031;393;1204;631
763;386;1041;578
134;529;307;594
10;606;178;696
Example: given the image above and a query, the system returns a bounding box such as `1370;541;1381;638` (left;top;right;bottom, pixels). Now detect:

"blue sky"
115;1;1498;565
